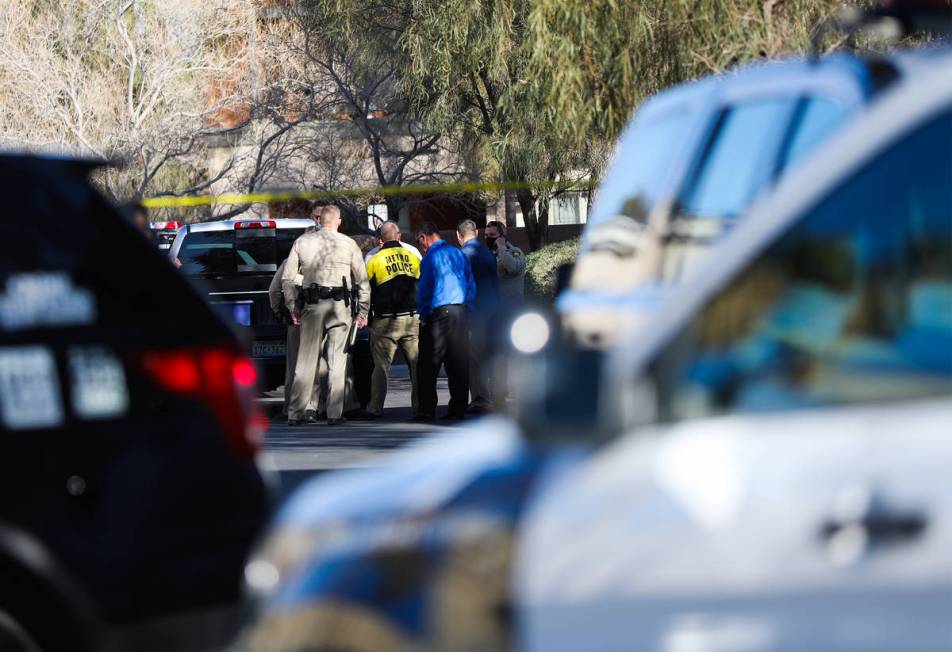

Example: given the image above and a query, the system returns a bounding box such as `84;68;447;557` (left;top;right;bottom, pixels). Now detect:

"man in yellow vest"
364;221;421;418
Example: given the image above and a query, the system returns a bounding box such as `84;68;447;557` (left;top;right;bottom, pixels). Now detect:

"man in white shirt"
365;221;423;263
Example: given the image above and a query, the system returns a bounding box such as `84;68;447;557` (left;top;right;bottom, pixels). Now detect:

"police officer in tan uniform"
282;206;370;425
484;220;526;302
269;257;299;415
269;257;327;417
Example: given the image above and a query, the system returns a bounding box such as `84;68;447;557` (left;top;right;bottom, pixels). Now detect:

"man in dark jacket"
457;219;499;413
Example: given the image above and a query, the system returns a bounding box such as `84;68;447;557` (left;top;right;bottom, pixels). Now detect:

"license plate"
253;340;286;357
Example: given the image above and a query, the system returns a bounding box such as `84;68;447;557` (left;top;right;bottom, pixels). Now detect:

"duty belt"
304;284;349;304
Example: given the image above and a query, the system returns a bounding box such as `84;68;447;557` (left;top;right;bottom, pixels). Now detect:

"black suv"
0;155;270;651
169;218;313;393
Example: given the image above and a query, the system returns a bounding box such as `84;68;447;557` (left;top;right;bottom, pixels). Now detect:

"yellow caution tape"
141;179;592;209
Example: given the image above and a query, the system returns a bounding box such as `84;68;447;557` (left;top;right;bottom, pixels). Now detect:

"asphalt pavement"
259;372;453;497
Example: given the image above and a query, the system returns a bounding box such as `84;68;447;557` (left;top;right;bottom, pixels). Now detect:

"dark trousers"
352;336;373;409
417;304;469;417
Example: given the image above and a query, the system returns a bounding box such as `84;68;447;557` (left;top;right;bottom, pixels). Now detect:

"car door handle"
821;509;927;545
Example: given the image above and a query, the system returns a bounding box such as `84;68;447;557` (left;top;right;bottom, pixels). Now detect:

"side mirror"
503;308;628;443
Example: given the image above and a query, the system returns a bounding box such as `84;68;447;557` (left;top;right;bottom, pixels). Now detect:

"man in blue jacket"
457;218;499;413
414;222;476;420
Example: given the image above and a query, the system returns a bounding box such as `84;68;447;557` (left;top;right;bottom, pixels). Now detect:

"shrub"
525;237;579;301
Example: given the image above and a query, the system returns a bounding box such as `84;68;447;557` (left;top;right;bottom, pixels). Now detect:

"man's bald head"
320;205;342;230
379;221;401;242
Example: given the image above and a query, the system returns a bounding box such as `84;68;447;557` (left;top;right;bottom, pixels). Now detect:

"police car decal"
0;272;96;331
0;345;63;430
69;346;129;420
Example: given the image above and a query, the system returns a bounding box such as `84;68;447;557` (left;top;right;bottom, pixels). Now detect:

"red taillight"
235;220;276;230
143;352;201;392
140;348;264;460
233;358;257;387
150;221;182;230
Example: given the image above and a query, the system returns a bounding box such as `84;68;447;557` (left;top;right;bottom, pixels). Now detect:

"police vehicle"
169;217;314;391
518;44;952;652
0;155;270;651
560;46;943;347
149;220;181;251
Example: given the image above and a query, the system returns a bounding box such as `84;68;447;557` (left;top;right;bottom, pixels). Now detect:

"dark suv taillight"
140;347;265;460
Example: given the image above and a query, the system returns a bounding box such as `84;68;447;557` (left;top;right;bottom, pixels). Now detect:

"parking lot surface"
261;375;452;496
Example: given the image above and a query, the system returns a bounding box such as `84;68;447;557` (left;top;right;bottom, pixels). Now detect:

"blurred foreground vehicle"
237;9;951;652
517;43;952;652
169;218;313;391
0;156;270;652
560;41;944;347
240;418;550;651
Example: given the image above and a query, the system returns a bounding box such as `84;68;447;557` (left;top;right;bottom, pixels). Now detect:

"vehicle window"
235;232;278;272
656;109;952;421
589;109;695;226
680;98;796;220
179;230;281;276
780;97;851;170
179;232;236;276
276;228;306;261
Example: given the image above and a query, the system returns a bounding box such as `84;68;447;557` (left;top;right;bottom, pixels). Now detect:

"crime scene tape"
141;179;593;209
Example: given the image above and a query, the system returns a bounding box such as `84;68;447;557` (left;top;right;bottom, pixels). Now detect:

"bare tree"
0;0;254;204
0;0;471;228
270;3;469;226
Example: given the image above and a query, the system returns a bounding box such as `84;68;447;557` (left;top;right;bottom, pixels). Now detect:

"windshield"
178;228;306;276
679;98;796;221
652;109;952;422
587;109;695;227
276;228;306;261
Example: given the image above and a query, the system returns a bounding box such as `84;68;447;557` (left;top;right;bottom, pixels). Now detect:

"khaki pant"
369;314;419;415
289;300;351;420
284;325;321;415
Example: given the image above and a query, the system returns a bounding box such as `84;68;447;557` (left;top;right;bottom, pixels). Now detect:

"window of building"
367;204;388;229
550;191;589;225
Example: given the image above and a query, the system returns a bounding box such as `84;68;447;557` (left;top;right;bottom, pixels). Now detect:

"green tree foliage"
526;236;579;300
302;0;846;248
524;0;844;148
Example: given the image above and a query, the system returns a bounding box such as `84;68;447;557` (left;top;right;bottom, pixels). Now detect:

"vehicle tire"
0;555;97;652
